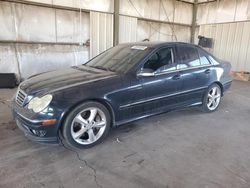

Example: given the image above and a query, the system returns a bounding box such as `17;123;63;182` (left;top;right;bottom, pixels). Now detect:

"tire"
201;83;222;113
61;101;111;149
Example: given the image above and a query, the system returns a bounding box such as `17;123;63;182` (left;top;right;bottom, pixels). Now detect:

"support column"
113;0;120;46
191;0;198;43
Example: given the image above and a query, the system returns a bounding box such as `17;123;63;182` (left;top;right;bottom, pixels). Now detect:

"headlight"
28;94;53;113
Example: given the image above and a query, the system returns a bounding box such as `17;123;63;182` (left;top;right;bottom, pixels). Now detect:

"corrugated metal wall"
0;2;90;43
0;43;88;79
197;0;250;72
197;0;250;25
199;23;250;72
22;0;114;13
90;11;113;58
119;15;137;43
0;0;114;79
119;15;191;44
136;20;191;42
0;1;91;79
119;0;192;43
0;0;195;79
120;0;193;25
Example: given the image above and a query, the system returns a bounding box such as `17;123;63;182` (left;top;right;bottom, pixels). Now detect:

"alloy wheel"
207;86;221;111
70;107;107;145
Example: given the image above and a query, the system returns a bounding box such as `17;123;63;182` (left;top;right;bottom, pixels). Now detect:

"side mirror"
137;69;155;77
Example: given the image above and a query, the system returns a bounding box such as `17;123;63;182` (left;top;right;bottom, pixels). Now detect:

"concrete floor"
0;80;250;188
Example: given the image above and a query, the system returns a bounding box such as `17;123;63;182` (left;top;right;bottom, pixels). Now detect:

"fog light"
38;130;46;137
31;129;46;137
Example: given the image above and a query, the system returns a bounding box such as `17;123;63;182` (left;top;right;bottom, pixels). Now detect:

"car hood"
19;65;117;95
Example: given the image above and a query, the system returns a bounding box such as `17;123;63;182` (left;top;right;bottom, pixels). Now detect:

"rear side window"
198;48;211;65
208;55;220;65
176;45;201;69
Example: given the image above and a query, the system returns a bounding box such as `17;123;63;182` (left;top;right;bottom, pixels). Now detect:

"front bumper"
11;102;60;144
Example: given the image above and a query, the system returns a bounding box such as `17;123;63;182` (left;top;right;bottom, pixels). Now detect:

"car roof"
118;42;199;49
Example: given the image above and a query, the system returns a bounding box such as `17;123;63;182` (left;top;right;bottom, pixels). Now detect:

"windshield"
85;44;150;73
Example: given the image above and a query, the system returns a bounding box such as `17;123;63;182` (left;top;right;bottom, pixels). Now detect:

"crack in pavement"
0;98;11;109
1;96;102;188
58;136;103;188
225;166;250;185
2;93;104;187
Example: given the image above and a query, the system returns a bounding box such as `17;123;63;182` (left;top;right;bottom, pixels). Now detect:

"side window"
176;45;201;69
208;55;220;65
143;47;175;73
198;48;211;65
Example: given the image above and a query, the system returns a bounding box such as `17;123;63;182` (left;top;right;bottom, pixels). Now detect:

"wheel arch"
58;98;116;134
202;81;224;104
213;81;224;96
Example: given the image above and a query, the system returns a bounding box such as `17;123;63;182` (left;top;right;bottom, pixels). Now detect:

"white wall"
120;0;193;25
0;1;91;79
199;22;250;72
136;20;191;42
0;2;90;43
90;11;113;58
197;0;250;25
119;15;137;43
0;0;194;79
22;0;114;13
197;0;250;72
119;0;193;44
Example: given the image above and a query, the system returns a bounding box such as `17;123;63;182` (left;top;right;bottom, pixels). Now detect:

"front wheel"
201;83;222;112
61;101;111;149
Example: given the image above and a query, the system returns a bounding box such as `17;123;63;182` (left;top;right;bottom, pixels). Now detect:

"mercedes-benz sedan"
12;42;232;149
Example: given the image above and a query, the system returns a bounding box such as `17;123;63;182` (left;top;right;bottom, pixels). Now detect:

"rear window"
198;48;211;65
208;55;220;65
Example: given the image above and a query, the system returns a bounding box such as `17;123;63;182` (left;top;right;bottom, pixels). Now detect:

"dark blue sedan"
12;42;232;148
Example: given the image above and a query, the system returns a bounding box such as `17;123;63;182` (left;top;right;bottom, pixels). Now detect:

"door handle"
172;74;181;80
204;69;211;74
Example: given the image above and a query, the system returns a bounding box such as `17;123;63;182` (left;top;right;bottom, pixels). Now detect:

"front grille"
16;89;27;106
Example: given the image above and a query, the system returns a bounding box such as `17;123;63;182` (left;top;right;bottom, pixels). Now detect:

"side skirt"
114;101;202;127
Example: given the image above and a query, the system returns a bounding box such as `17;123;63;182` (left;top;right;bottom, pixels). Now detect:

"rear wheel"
61;101;111;149
201;83;222;112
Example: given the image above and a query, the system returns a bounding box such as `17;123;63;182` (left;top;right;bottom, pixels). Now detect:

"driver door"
138;46;183;114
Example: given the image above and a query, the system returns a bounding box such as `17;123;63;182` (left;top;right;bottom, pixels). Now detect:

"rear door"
175;44;212;105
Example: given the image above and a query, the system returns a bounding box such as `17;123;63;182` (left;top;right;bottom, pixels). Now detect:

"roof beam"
113;0;119;46
198;0;218;5
191;0;198;43
175;0;194;5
